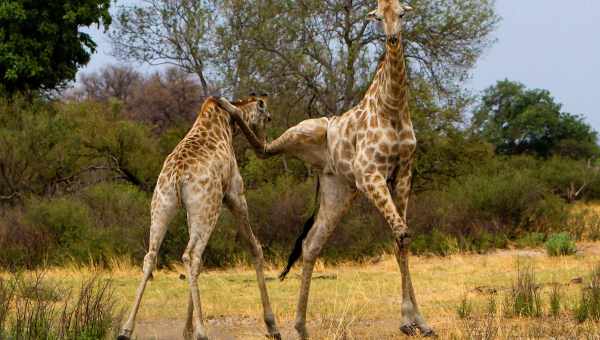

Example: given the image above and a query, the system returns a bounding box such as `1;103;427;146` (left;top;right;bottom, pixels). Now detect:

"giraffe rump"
279;179;320;281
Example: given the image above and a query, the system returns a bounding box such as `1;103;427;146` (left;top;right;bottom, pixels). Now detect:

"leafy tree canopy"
472;80;599;159
0;0;111;95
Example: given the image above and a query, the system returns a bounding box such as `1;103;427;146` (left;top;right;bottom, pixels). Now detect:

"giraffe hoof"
266;332;282;340
421;329;437;338
400;323;418;336
117;329;132;340
294;323;309;340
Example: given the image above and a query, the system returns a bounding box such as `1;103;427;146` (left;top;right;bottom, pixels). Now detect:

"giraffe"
217;1;435;338
117;95;281;340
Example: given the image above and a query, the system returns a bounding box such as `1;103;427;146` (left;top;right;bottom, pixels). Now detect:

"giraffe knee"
182;252;191;266
189;254;203;277
302;241;321;264
143;251;158;274
393;227;411;247
250;240;264;259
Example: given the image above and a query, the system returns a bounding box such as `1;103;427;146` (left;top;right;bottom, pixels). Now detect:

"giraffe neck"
365;33;410;127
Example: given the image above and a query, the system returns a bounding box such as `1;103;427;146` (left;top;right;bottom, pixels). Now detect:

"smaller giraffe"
118;95;281;340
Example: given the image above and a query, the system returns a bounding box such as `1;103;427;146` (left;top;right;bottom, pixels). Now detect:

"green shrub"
82;183;151;261
25;197;96;264
410;230;459;256
575;266;600;322
545;233;577;256
504;261;542;318
516;232;546;248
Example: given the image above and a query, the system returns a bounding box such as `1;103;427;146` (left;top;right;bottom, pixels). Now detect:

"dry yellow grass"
11;244;600;339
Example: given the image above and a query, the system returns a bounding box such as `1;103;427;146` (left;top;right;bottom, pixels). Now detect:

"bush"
516;232;546;248
410;230;459;256
504;261;542;318
545;233;577;256
82;183;151;261
407;162;567;255
24;197;97;264
575;265;600;322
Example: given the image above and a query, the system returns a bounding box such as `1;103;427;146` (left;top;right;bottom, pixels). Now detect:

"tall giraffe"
118;95;281;340
218;1;435;338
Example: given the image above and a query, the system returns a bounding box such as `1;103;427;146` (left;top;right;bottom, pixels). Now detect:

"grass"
3;245;600;339
0;272;120;339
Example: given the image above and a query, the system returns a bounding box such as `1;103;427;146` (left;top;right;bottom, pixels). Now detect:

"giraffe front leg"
392;163;435;337
356;171;410;242
355;171;423;336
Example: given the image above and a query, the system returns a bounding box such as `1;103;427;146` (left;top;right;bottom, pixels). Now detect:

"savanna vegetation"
1;0;599;272
2;0;600;339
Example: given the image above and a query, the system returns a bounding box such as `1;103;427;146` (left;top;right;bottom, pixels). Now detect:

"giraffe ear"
402;5;413;12
367;9;382;21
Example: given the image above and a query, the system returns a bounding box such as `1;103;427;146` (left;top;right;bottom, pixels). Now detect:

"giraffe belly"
327;139;358;183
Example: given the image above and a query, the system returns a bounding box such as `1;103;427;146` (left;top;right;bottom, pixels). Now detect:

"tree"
214;0;499;119
472;80;599;159
110;0;216;96
74;65;203;131
79;65;141;103
0;0;111;95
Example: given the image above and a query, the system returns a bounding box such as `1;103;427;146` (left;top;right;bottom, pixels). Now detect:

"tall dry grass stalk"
503;260;542;318
0;271;120;339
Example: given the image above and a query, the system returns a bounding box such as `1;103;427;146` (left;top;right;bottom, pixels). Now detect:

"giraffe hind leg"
294;175;356;340
182;190;221;340
119;188;178;339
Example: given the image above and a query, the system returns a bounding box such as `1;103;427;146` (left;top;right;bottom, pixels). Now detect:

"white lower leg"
245;234;279;336
188;252;208;339
121;251;157;336
183;292;194;339
396;241;433;335
294;257;316;339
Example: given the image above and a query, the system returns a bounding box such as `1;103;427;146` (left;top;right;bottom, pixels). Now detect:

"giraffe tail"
174;170;184;208
278;178;320;281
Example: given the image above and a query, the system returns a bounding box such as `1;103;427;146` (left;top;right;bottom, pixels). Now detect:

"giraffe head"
368;0;413;42
233;93;272;143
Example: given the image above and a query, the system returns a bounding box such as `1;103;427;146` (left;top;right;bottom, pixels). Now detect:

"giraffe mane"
376;52;387;72
231;98;259;106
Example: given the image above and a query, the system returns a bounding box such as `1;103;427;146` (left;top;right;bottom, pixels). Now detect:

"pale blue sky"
80;0;600;132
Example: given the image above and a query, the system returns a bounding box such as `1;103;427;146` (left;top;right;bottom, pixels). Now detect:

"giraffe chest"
352;122;416;180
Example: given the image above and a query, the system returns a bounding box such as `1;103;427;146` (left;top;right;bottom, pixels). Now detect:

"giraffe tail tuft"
278;178;320;281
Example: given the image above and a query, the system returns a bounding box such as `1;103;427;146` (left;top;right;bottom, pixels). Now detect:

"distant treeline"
0;67;598;269
1;0;599;269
